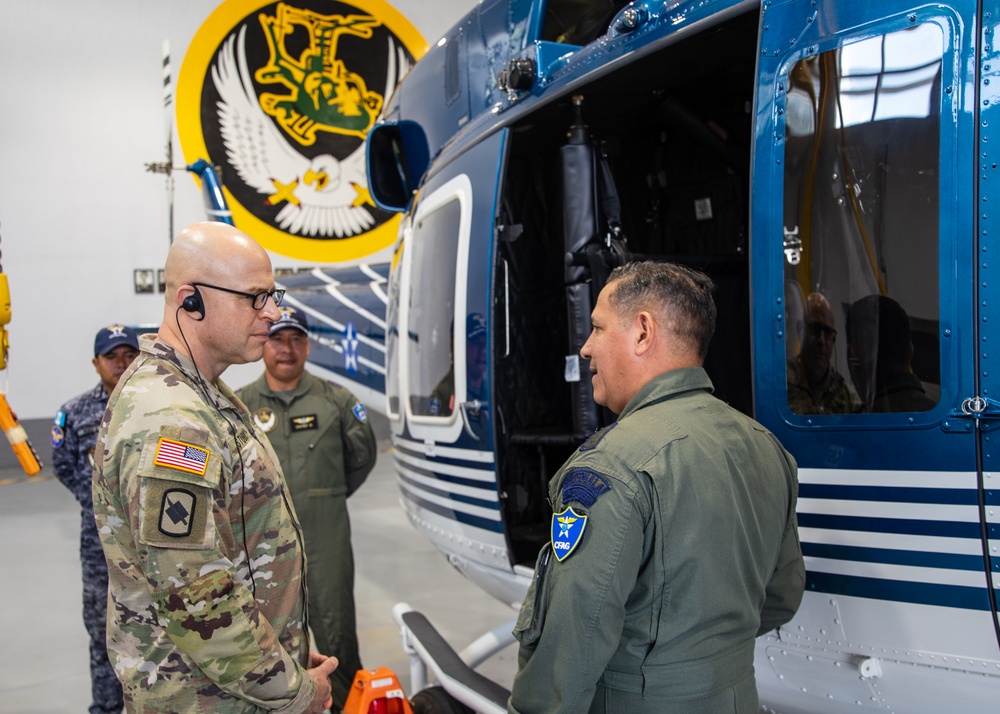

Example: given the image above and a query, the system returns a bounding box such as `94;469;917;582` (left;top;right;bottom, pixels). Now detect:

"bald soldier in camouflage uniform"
509;262;804;714
93;223;337;713
52;324;139;714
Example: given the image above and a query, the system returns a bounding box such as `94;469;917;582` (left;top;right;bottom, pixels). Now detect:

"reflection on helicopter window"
847;295;937;413
407;198;461;418
783;23;942;414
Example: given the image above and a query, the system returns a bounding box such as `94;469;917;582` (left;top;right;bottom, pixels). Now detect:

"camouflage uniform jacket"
509;367;805;714
92;335;314;713
786;357;859;415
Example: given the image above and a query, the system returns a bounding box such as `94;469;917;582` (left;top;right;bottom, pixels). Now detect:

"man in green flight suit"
238;304;377;711
508;261;805;714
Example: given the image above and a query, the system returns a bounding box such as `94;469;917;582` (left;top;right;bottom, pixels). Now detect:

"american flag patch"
153;437;209;476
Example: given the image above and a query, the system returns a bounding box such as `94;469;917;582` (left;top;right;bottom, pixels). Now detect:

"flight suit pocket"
512;545;554;648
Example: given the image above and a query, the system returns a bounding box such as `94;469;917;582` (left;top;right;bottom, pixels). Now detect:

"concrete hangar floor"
0;440;517;712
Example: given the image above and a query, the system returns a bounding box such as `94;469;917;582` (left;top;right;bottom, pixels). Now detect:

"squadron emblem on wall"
176;0;425;262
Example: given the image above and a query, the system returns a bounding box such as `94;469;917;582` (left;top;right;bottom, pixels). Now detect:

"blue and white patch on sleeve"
561;468;611;509
352;402;368;423
551;507;587;562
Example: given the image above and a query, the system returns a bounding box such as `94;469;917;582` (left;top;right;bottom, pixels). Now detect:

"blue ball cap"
269;305;309;336
467;313;486;341
94;324;139;357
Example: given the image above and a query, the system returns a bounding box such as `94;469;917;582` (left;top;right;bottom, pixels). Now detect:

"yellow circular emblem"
254;407;278;433
176;0;427;262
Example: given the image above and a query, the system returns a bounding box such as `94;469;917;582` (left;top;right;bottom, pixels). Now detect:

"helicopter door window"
782;22;943;416
407;198;462;419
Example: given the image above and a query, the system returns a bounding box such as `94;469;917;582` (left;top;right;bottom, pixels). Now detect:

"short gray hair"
607;261;716;359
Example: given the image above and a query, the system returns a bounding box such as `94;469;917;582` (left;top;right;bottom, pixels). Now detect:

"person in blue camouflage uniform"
51;324;139;714
92;223;338;713
509;261;804;714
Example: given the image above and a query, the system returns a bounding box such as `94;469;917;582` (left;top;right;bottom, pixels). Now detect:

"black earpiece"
182;286;205;321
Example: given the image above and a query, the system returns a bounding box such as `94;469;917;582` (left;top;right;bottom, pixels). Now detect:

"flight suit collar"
617;366;715;420
252;370;318;404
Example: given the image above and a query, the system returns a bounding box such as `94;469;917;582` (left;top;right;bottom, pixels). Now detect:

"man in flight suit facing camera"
238;304;377;711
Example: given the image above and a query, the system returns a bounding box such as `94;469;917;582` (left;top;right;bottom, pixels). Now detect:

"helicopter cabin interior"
493;1;943;566
495;7;760;565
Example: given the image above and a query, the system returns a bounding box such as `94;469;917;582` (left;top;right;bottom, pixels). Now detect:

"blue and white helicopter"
269;0;1000;711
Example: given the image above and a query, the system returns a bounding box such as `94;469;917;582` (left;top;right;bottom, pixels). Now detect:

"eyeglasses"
806;321;837;340
191;282;285;310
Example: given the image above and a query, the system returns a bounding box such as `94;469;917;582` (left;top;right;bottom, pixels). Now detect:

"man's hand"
305;652;339;713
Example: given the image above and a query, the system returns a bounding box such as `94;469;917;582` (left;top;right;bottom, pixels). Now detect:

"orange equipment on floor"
342;666;414;714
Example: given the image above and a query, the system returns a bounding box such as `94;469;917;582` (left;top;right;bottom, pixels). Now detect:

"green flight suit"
237;371;376;710
509;367;805;714
93;336;313;713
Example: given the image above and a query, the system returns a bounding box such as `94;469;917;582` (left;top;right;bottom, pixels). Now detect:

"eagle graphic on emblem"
254;407;278;433
211;24;411;239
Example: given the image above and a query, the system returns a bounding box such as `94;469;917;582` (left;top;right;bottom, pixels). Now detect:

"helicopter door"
396;129;506;456
388;131;512;592
751;0;999;708
975;0;1000;646
398;173;475;448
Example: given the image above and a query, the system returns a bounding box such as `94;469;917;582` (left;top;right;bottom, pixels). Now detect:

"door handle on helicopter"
459;399;486;440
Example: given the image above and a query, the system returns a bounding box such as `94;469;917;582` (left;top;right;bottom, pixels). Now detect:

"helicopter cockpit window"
783;22;942;415
407;198;462;418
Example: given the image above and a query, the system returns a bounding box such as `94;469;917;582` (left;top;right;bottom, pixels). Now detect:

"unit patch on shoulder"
50;425;65;448
551;507;587;562
159;488;197;538
561;469;611;509
579;422;618;451
291;414;318;431
153;437;210;477
352;402;367;423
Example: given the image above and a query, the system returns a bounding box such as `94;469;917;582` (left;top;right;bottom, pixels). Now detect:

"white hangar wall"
0;0;479;430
